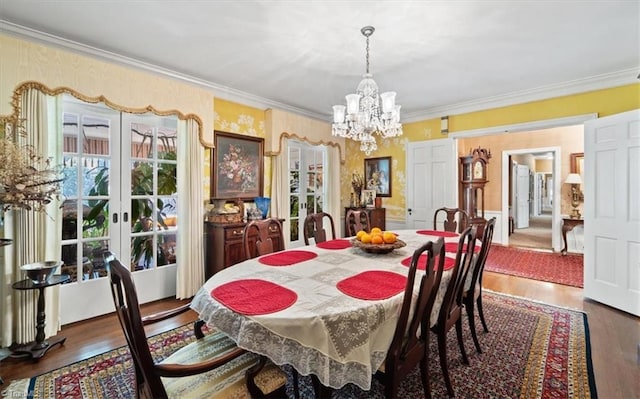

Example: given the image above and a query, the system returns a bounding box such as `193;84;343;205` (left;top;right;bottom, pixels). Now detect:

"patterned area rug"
5;292;596;398
485;245;584;288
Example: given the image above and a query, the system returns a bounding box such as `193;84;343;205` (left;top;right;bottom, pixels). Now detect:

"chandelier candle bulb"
333;105;346;123
380;92;396;113
346;94;360;115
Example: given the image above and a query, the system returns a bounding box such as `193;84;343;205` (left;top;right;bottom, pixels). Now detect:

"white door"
406;138;456;228
584;109;640;316
59;99;178;323
516;164;530;228
287;141;327;248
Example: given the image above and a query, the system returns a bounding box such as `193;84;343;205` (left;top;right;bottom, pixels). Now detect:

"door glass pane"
131;122;154;159
158;233;177;266
60;100;117;282
290;219;299;243
127;115;178;271
82;115;110;156
131;161;154;195
131;234;154;270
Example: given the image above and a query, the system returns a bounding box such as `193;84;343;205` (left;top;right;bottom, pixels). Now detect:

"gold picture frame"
211;131;264;200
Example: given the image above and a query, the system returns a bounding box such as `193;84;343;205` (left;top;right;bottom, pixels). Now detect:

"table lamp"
564;173;583;219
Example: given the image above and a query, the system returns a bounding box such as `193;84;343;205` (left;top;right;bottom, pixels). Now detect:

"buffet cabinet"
343;207;386;237
204;221;284;279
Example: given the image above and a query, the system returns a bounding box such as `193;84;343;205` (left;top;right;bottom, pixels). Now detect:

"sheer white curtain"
175;118;205;298
2;89;62;346
271;138;289;243
325;145;342;237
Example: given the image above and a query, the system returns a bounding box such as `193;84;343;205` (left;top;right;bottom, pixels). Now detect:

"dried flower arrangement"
0;119;64;211
351;173;364;205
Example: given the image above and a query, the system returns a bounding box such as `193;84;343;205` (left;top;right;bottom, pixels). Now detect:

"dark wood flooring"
1;272;638;398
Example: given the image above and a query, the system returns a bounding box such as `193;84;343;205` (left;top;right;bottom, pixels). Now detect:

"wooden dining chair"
463;217;496;353
345;209;371;236
107;255;287;399
243;218;285;259
303;212;336;245
376;237;446;399
431;225;477;397
433;207;469;233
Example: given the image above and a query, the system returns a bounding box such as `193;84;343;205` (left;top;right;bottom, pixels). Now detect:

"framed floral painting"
211;131;264;200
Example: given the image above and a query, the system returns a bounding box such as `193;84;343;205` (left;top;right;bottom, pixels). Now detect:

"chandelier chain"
365;35;370;75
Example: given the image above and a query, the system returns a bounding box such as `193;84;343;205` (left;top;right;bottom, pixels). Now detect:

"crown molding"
402;68;639;122
2;20;637;125
0;21;327;122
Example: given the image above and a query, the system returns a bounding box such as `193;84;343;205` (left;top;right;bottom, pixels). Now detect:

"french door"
59;97;178;323
288;141;327;248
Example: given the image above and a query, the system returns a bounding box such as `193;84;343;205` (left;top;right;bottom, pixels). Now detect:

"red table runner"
400;254;455;271
211;279;297;315
316;239;352;250
416;230;459;238
337;271;407;300
444;242;481;254
259;250;318;266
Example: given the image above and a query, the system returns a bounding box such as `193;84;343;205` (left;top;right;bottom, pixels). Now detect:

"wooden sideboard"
343;207;386;237
204;220;285;279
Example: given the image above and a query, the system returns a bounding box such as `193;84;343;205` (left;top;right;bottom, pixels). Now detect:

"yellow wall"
343;83;639;222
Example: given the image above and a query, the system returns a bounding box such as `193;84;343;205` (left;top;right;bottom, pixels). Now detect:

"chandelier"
332;26;403;155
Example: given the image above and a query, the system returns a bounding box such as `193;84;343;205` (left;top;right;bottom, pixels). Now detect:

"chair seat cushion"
160;330;286;398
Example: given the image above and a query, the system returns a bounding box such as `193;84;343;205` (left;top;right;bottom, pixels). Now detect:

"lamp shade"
564;173;582;184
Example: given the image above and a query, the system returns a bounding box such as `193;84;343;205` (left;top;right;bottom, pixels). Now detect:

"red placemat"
444;242;481;254
211;279;297;315
259;250;318;266
316;239;352;250
416;230;459;238
400;254;456;271
337;271;407;300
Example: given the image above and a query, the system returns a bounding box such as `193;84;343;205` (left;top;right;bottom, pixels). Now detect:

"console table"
561;218;584;256
11;274;70;360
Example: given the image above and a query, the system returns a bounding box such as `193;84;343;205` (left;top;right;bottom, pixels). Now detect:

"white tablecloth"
191;229;462;390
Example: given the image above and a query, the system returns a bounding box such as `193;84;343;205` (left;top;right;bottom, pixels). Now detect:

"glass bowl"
20;261;63;284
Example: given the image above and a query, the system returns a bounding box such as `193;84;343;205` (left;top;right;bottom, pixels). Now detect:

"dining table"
191;229;478;391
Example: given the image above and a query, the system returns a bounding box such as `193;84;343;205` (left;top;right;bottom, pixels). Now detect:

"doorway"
508;151;555;250
502;147;560;251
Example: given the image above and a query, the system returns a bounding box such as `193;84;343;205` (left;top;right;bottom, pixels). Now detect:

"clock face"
473;161;484;179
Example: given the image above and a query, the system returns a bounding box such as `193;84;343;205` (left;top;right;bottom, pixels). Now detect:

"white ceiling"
1;1;638;122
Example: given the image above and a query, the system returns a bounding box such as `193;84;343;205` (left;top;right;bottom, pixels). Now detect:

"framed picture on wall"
364;156;391;197
362;189;376;208
570;152;584;176
211;131;264;200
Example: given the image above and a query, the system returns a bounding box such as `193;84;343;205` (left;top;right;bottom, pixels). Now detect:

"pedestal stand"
11;274;70;360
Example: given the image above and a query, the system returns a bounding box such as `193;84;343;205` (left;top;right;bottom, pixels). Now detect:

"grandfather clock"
459;147;491;238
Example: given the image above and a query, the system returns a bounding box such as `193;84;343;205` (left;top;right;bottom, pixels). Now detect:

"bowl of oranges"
350;227;406;254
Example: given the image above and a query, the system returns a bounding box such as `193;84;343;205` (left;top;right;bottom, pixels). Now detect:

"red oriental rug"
5;292;596;399
485;245;584;288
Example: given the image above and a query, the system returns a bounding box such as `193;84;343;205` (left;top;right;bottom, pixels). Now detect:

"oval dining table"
191;229;474;391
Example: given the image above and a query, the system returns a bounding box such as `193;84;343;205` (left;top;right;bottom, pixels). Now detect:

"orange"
371;227;382;235
382;232;397;244
371;234;384;245
360;233;372;244
356;230;366;240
